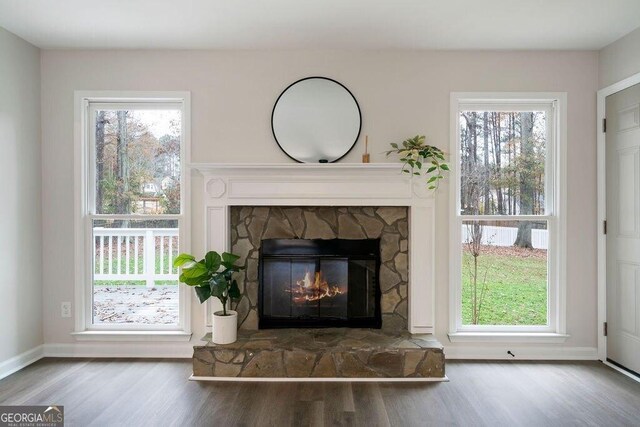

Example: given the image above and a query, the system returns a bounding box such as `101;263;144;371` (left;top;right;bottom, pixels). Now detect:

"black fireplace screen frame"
258;238;382;329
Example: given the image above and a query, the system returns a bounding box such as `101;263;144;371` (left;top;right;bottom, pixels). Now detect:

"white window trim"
73;91;192;340
448;92;568;342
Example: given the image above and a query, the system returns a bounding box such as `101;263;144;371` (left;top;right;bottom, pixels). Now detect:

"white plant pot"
212;310;238;344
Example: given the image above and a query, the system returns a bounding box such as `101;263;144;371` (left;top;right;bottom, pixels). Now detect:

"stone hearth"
230;206;409;330
193;328;445;379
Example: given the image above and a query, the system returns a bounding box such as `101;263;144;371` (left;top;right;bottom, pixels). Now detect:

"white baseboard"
0;342;193;379
445;345;598;360
43;342;193;358
0;345;45;380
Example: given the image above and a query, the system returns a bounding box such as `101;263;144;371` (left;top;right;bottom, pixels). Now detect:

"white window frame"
73;91;191;341
448;92;568;343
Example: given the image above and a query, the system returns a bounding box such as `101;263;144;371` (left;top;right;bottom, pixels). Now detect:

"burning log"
286;271;345;303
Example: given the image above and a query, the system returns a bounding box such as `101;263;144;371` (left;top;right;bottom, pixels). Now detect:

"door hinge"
603;118;607;133
603;220;607;235
603;321;608;337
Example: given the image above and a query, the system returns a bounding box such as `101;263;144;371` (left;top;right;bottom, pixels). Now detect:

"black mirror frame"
271;76;362;163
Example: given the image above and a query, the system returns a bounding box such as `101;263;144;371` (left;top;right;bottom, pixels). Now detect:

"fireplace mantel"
191;163;435;334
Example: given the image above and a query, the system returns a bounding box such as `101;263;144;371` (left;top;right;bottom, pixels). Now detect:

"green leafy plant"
385;135;449;190
173;251;244;316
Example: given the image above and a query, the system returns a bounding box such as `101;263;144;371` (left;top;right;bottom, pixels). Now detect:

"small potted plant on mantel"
173;251;244;344
385;135;449;190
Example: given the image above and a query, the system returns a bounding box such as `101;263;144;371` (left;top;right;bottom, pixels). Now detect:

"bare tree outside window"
464;221;489;324
460;111;546;217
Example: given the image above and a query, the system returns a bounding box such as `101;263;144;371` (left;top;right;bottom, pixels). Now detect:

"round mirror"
271;77;362;163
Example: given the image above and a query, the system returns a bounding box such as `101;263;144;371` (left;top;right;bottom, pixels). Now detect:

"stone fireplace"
195;163;435;335
192;164;442;379
230;206;408;330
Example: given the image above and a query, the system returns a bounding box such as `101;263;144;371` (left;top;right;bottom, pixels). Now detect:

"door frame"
597;71;640;362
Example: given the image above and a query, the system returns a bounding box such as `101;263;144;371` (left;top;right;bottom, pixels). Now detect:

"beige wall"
599;26;640;88
41;49;599;350
0;28;42;364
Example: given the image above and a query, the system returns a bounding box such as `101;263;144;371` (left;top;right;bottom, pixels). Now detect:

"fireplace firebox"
258;239;381;329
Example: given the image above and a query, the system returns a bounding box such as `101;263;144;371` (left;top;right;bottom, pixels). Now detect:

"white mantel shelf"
190;162;406;171
191;163;434;203
190;162;423;181
193;162;435;335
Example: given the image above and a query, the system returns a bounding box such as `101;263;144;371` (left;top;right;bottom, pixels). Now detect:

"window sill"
447;332;570;344
71;331;193;342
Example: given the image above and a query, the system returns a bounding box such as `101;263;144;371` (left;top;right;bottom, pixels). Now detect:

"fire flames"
286;271;345;303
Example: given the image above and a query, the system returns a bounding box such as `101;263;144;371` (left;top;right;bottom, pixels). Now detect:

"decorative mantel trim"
191;163;435;334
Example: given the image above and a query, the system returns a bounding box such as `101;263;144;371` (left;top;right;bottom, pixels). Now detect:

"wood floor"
1;359;639;426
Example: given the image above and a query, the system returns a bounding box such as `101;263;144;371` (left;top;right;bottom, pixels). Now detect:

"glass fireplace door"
259;239;381;329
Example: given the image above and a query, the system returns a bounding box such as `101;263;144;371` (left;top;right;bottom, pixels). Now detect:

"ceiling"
1;0;639;50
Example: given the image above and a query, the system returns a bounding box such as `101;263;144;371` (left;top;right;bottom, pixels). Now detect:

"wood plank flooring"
1;358;639;426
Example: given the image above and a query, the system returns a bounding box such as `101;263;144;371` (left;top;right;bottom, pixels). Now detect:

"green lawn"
462;248;547;325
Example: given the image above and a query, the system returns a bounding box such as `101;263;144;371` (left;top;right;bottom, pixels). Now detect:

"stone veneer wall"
229;206;409;331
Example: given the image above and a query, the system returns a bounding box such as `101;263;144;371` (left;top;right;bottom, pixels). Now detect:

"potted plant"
385;135;449;190
173;251;244;344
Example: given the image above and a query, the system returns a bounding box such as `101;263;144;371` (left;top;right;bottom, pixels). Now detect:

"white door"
606;82;640;375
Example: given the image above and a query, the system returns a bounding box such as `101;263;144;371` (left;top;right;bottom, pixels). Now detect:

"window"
75;92;190;336
449;93;566;338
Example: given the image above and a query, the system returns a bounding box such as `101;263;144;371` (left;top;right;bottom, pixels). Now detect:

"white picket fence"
93;228;179;288
461;225;548;249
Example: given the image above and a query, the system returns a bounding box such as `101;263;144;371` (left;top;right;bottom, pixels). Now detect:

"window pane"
94;109;181;214
459;111;546;215
461;220;548;326
92;219;179;325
